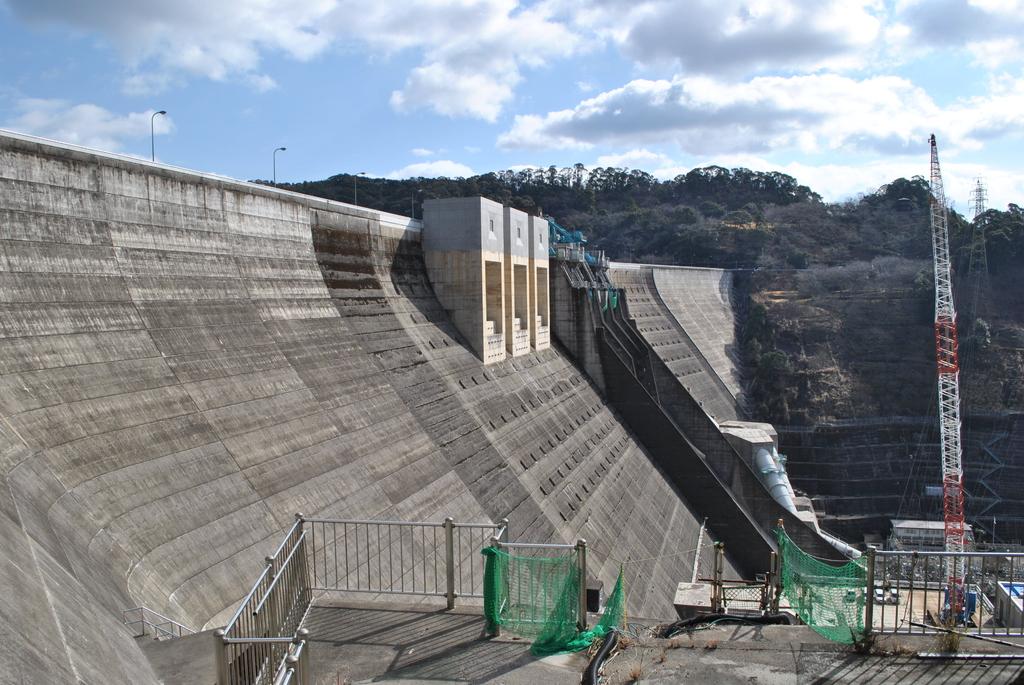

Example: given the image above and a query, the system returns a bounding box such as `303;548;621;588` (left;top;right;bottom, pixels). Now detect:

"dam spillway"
0;131;739;683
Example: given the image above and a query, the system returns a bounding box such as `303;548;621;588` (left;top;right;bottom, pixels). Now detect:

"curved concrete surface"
0;132;717;683
608;264;741;422
652;266;744;403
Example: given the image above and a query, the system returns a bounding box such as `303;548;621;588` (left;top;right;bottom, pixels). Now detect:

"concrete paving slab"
302;600;584;684
601;624;1024;684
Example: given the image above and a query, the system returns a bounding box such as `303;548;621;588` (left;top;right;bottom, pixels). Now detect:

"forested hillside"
279;166;1024;424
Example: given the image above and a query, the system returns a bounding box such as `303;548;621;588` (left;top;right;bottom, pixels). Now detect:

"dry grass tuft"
934;626;962;654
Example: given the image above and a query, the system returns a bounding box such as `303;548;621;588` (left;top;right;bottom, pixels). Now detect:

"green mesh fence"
775;528;867;644
482;547;625;655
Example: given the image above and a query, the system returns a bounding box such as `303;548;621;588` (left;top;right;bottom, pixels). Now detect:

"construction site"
1;129;1023;684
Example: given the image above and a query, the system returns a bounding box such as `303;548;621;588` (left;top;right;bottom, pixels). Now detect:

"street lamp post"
354;172;366;206
273;147;286;185
150;110;166;162
412;188;424;219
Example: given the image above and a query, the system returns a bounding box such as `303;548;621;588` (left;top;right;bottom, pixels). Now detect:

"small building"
887;519;975;551
995;582;1024;630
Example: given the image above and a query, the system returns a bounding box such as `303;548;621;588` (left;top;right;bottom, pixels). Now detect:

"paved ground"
138;600;1024;684
302;600;586;684
601;624;1024;684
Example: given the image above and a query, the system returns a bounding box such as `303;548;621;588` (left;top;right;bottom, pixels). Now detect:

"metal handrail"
867;548;1024;637
303;516;502;528
224;565;274;633
498;541;575;550
877;550;1022;558
269;519;305;559
253;531;307;617
272;632;310;685
217;514;508;684
122;606;195;639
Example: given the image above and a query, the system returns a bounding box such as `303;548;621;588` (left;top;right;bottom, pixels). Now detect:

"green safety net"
775;528;867;644
482;546;625;655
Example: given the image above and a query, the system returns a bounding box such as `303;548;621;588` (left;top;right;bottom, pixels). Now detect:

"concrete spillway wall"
0;132;716;683
552;261;845;570
608;264;744;422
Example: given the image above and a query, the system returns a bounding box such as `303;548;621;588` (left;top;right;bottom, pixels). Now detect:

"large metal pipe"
820;531;862;559
755;446;797;515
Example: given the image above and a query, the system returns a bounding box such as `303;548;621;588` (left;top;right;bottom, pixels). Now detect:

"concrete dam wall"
0;132;723;683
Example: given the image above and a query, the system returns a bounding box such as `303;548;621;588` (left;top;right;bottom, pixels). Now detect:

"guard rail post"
488;535;501;637
444;517;456;610
864;547;876;636
577;538;588;631
712;542;725;612
214;628;228;685
294;628;310;685
770;550;782;613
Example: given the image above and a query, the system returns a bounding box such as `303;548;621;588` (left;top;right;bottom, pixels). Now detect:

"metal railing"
272;629;310;685
216;514;507;685
303;516;507;608
216;518;310;685
122;606;195;640
866;548;1024;636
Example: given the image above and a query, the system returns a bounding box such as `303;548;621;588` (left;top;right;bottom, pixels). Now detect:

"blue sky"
3;0;1024;210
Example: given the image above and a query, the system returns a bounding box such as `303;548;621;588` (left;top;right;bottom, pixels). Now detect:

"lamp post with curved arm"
354;172;366;206
150;110;166;161
273;147;286;185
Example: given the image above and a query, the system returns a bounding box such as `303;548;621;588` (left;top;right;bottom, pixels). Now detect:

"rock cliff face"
0;132;722;683
747;258;1024;423
745;259;1024;543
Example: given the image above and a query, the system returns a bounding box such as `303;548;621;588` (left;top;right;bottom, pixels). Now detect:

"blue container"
942;587;977;623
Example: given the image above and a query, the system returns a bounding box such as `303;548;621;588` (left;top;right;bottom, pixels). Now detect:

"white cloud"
3;98;173;152
894;0;1024;67
391;62;520;121
7;0;329;94
411;147;435;157
500;74;937;154
386;160;474;178
765;156;1024;209
595;148;675;169
6;0;585;119
384;0;583;121
568;0;884;75
500;72;1024;158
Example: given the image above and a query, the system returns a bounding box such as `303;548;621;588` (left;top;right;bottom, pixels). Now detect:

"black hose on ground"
582;629;619;685
660;612;795;637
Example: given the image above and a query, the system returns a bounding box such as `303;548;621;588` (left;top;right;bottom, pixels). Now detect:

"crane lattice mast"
928;134;966;614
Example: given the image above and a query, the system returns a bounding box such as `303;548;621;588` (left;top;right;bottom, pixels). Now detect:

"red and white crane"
928;134;967;615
